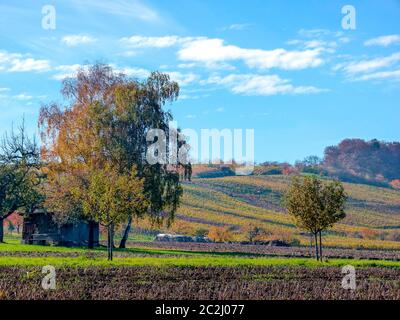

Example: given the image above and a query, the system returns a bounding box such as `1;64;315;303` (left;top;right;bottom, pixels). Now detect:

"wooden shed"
22;210;99;247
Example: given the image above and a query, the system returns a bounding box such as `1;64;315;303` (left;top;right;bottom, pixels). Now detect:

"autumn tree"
82;166;148;260
283;175;347;261
245;225;267;243
6;213;23;234
39;64;187;248
208;226;234;242
0;124;44;242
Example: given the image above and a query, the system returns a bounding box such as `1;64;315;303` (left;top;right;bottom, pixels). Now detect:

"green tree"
283;175;347;260
0;124;44;242
82;165;149;260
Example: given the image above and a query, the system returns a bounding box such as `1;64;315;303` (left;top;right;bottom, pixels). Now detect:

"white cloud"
120;35;324;71
178;93;209;100
13;93;33;100
178;63;197;69
298;29;332;38
354;69;400;81
204;74;326;96
120;35;201;48
61;35;97;47
222;23;252;31
166;71;198;86
334;52;400;75
178;38;324;70
52;64;151;80
52;64;82;80
118;51;137;57
0;87;10;92
303;40;336;50
116;66;150;78
287;39;337;55
186;114;197;119
9;58;50;72
0;51;51;72
364;35;400;47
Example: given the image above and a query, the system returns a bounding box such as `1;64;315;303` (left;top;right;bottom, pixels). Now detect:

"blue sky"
0;0;399;163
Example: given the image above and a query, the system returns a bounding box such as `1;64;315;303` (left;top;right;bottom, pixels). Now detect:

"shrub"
208;226;234;242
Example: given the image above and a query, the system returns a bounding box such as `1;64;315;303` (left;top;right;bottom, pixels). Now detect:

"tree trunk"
0;218;3;243
110;224;114;261
111;224;115;249
107;224;114;261
319;231;323;262
310;233;313;255
88;221;95;249
119;216;132;249
314;232;319;261
107;225;111;261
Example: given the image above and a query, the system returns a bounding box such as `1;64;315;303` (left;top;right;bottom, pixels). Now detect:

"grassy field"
1;239;400;268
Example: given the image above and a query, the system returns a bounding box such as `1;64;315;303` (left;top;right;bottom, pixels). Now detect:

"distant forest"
194;139;400;189
323;139;400;187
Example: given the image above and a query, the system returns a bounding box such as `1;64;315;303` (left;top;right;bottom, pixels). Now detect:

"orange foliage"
5;212;23;233
268;229;297;243
282;165;298;176
361;228;379;240
171;220;194;235
390;179;400;190
207;226;234;242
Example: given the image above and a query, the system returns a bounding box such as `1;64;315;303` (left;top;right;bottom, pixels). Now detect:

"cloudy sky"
0;0;399;163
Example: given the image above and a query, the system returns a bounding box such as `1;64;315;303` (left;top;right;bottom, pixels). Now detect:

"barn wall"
60;222;99;246
22;212;99;247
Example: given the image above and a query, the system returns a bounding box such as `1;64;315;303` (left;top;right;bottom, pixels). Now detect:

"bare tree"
0;122;44;242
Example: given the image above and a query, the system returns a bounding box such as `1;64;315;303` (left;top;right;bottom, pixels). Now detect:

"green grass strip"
0;256;399;268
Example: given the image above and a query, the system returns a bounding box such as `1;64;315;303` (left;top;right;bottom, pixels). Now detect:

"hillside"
136;174;400;250
324;139;400;184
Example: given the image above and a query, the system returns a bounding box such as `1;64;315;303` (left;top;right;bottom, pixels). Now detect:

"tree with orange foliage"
39;64;187;249
5;213;23;234
208;226;234;242
390;179;400;190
